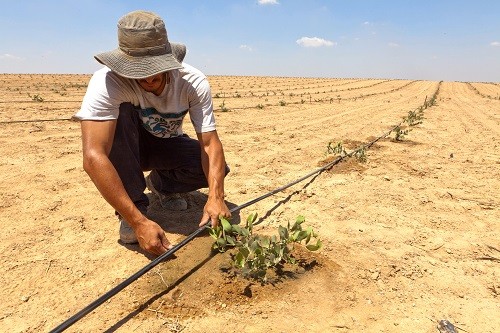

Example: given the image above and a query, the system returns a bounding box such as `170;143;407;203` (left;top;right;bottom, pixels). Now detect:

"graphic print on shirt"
139;107;189;138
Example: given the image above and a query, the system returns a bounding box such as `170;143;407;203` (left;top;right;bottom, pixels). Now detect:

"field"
0;74;499;332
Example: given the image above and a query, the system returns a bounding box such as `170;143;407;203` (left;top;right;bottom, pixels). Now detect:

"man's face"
136;73;166;95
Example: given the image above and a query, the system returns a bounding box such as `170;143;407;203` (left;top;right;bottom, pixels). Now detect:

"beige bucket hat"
95;10;186;79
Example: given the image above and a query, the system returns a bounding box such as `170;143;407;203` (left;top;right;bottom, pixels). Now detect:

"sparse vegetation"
28;93;44;102
219;100;229;112
393;125;409;141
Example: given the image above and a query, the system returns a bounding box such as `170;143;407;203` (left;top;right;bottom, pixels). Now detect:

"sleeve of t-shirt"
188;76;216;133
74;68;137;121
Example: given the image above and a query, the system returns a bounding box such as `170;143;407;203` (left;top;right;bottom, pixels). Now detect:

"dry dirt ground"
0;74;499;332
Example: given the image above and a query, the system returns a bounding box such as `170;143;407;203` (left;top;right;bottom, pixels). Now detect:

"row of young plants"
327;81;442;161
466;82;500;100
210;77;371;96
215;80;420;112
212;79;393;100
209;81;442;283
210;77;419;101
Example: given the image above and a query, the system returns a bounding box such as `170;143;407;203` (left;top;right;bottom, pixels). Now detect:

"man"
74;10;231;256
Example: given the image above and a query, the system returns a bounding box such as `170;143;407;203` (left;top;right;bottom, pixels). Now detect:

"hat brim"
94;43;186;79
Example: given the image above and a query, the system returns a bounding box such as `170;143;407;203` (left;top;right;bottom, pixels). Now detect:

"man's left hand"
200;196;231;227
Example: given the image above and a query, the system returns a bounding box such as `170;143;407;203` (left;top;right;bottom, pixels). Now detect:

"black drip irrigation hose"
49;110;424;332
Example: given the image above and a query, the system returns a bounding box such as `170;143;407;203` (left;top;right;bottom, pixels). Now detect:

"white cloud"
240;44;253;51
296;37;336;48
0;53;23;61
258;0;279;5
490;41;500;47
388;42;400;47
363;21;370;25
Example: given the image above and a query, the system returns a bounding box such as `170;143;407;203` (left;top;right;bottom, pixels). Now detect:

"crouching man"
74;10;231;256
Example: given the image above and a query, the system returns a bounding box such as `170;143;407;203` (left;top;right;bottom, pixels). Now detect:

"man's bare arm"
196;130;231;226
81;120;171;255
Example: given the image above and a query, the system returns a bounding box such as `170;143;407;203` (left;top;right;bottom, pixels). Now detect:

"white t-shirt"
74;63;216;138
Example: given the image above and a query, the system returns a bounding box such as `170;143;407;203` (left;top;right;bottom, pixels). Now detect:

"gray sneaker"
119;218;138;244
145;175;188;211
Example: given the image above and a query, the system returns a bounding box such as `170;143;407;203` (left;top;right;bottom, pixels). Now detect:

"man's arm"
81;120;172;255
196;130;231;226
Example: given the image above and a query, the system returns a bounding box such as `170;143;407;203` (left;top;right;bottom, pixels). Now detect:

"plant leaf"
231;224;243;235
296;215;305;224
226;235;236;246
220;217;232;232
306;239;323;251
216;237;227;248
208;227;219;239
278;225;288;240
235;251;246;267
295;230;310;242
246;212;258;229
259;236;270;248
305;226;313;243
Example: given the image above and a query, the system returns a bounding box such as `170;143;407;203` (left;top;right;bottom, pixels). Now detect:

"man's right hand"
133;217;173;256
81;120;173;257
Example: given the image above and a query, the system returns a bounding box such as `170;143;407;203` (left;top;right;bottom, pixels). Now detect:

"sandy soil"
0;74;498;332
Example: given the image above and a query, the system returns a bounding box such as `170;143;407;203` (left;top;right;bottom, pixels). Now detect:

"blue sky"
0;0;499;82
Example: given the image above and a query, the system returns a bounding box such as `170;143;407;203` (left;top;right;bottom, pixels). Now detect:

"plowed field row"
468;82;500;100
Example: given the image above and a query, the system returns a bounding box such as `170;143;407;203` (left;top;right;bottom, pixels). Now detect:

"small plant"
393;125;409;141
404;108;424;126
219;100;229;112
256;103;264;109
353;147;367;162
327;141;346;156
209;213;322;282
28;93;44;102
279;100;287;106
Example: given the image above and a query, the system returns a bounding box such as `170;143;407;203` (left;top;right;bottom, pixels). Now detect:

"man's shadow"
147;190;241;233
120;190;240;257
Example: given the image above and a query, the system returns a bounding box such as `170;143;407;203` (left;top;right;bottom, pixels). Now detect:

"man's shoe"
145;175;188;211
119;218;138;244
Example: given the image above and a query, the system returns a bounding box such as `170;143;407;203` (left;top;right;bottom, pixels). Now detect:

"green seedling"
28;93;44;102
353;147;367;162
327;141;346;156
209;213;322;282
219;100;229;112
393;125;409;141
405;108;424;126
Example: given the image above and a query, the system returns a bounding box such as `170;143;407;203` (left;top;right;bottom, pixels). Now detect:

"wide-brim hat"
94;10;186;79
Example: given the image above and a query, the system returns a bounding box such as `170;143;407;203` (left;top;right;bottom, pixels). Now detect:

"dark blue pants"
108;103;221;212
